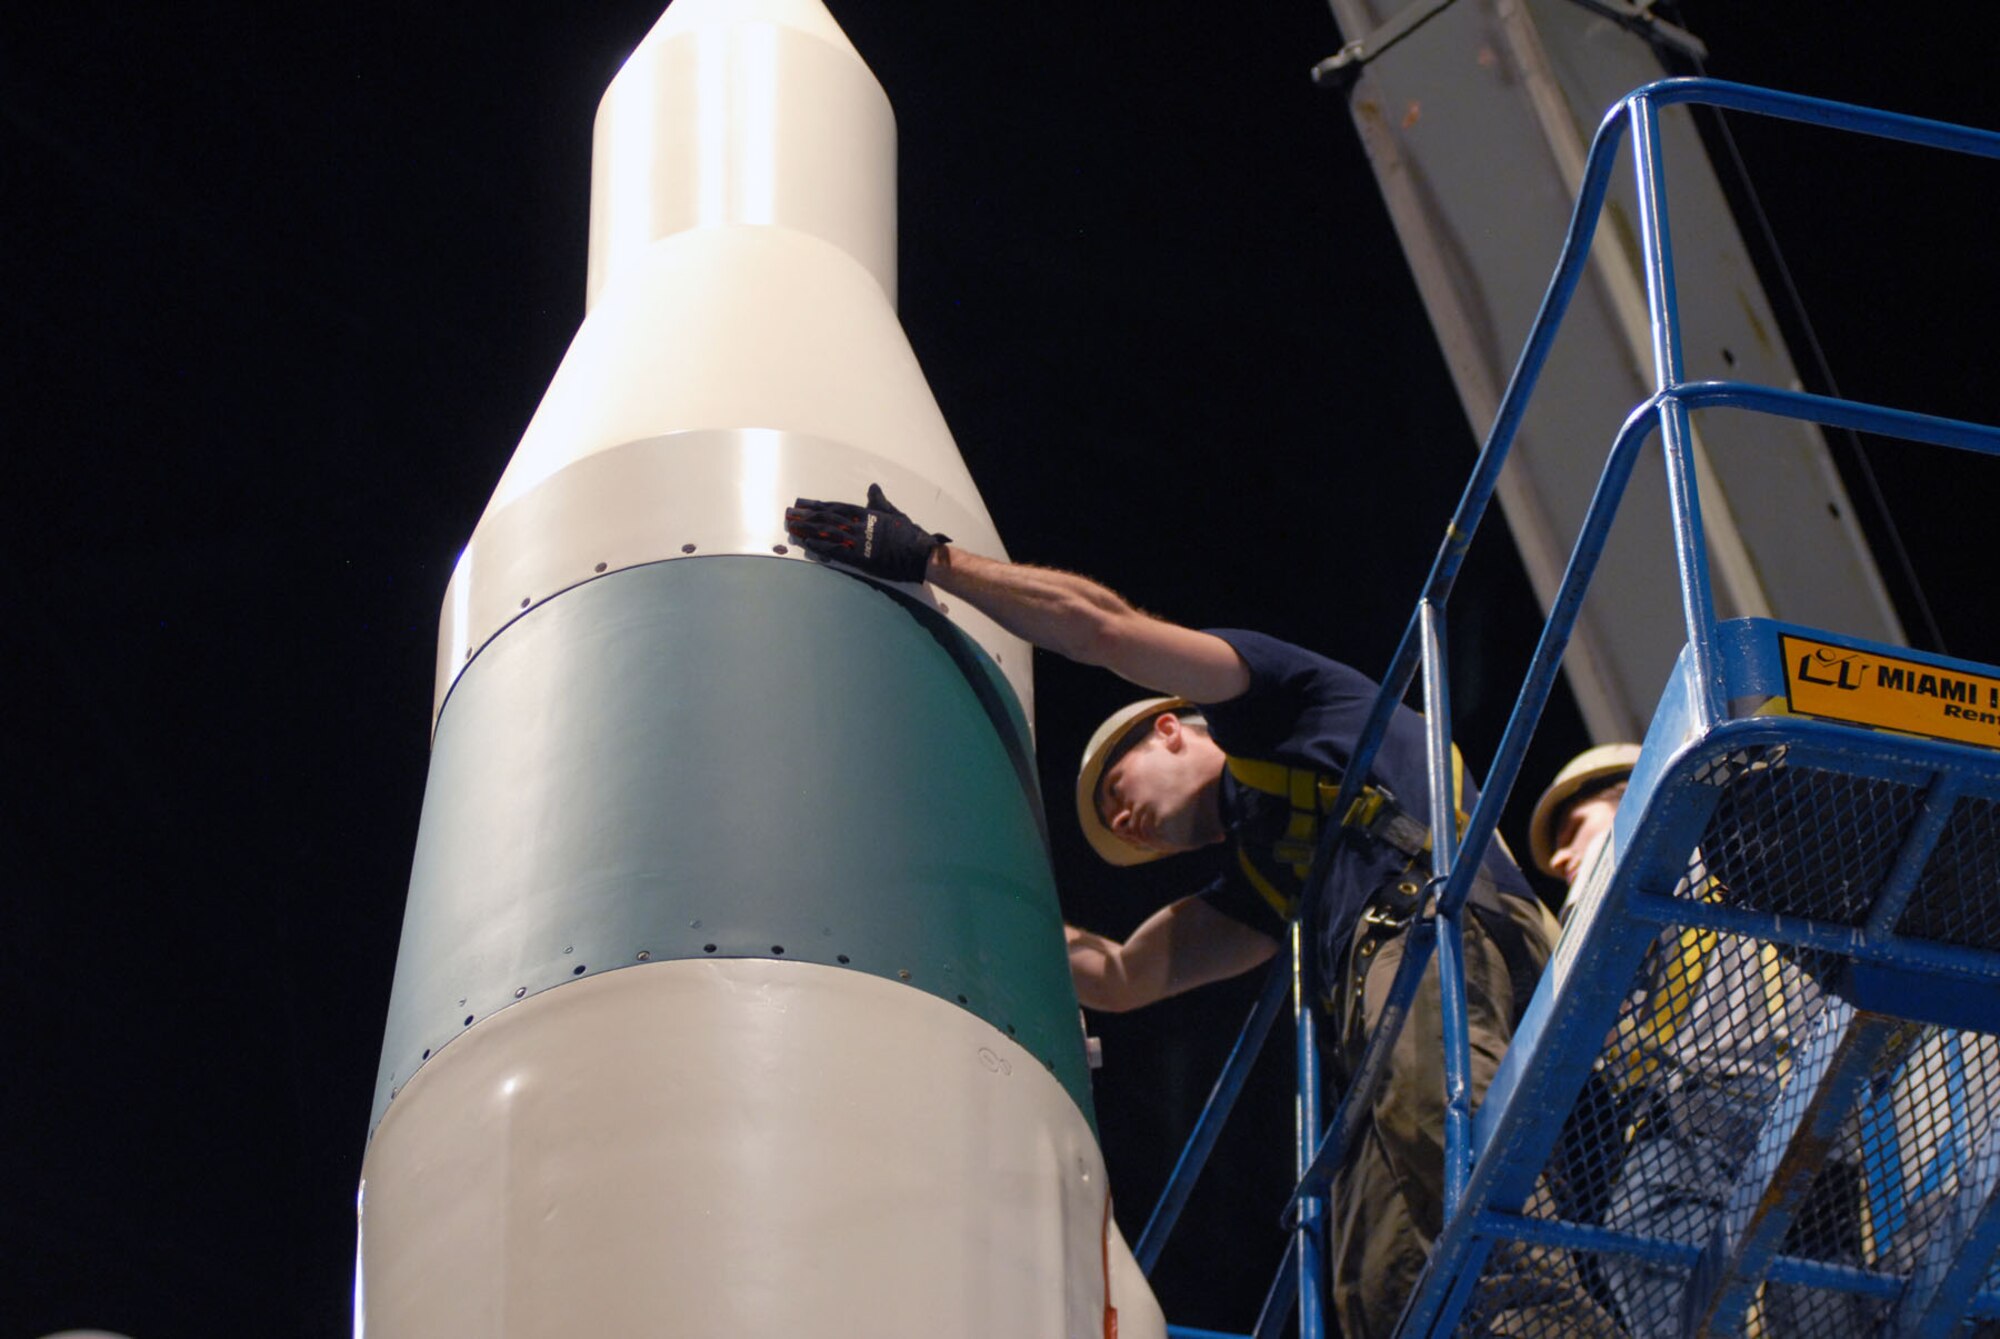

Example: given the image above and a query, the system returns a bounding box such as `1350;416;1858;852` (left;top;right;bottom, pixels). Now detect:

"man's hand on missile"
787;487;1249;704
785;484;951;583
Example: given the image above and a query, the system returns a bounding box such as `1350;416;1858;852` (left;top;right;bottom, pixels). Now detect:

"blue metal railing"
1133;953;1292;1271
1140;76;2000;1337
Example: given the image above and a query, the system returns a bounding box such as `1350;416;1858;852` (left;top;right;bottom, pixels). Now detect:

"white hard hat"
1074;696;1189;866
1528;742;1642;876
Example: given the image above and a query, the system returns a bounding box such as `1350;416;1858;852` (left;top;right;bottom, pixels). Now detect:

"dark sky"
6;3;1998;1336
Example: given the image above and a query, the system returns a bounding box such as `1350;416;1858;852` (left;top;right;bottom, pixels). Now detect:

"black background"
7;3;1998;1335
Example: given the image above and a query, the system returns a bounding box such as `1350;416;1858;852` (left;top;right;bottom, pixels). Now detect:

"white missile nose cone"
647;0;862;58
587;0;895;310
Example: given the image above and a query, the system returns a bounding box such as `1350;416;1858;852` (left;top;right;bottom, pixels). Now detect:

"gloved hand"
785;484;951;583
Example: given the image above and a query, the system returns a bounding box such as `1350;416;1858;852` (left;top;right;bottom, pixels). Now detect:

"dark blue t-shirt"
1192;629;1530;947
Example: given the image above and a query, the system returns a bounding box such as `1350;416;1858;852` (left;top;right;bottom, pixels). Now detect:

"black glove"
785;484;951;583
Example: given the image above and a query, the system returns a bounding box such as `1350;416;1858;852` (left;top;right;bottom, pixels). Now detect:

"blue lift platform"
1144;78;2000;1338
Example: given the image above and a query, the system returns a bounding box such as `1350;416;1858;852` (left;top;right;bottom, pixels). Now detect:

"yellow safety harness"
1610;888;1795;1097
1613;701;1800;1101
1223;746;1472;923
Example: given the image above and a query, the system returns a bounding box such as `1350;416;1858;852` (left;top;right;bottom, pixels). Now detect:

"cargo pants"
1328;884;1623;1338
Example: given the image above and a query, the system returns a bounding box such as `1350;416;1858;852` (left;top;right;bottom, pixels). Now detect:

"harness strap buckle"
1341;788;1386;832
1363;878;1425;931
1360;904;1407;931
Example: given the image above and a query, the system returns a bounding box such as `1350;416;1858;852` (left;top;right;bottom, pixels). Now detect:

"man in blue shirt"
786;488;1614;1338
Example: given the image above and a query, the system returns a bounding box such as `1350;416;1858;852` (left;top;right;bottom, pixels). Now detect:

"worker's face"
1549;787;1623;887
1097;714;1220;855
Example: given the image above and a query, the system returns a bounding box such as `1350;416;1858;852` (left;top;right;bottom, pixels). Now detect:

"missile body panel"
358;2;1164;1334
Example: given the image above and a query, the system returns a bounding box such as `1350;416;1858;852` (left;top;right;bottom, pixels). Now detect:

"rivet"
572;964;586;975
564;946;573;954
938;601;950;614
519;597;531;609
898;969;912;981
636;950;651;962
463;1014;474;1026
772;543;789;555
682;543;696;554
514;986;527;999
594;562;607;573
1399;881;1419;895
837;954;851;964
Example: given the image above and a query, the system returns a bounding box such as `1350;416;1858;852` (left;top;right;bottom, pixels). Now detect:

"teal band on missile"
371;556;1091;1132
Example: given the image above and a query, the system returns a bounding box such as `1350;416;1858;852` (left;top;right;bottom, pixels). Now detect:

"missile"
356;1;1166;1335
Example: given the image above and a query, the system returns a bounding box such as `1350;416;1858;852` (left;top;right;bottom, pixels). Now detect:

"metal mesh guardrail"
1680;747;1924;926
1459;742;2000;1338
1903;796;2000;952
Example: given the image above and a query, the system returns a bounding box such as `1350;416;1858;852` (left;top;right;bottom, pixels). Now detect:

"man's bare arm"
929;546;1249;705
782;489;1247;702
1066;898;1280;1012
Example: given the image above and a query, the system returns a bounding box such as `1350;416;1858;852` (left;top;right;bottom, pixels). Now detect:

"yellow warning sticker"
1781;634;2000;749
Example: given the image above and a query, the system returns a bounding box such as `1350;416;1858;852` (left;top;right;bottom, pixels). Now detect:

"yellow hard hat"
1528;742;1642;876
1074;696;1189;866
